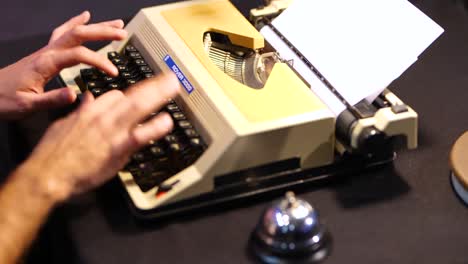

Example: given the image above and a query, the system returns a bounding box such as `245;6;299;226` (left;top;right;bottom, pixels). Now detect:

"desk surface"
2;1;468;263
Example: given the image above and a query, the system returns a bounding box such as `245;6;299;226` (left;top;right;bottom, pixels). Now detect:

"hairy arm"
0;162;68;262
0;74;180;263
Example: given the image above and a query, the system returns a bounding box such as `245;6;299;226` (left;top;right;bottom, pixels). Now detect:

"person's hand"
0;11;127;120
16;74;180;201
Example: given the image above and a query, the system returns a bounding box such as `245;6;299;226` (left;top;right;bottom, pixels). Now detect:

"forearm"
0;161;68;263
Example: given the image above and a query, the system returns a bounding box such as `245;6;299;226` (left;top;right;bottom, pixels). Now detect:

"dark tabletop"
2;0;468;263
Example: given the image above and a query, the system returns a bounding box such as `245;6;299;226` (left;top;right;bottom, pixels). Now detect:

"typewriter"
59;0;418;219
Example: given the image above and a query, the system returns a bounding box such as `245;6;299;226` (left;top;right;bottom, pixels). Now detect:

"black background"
1;0;468;263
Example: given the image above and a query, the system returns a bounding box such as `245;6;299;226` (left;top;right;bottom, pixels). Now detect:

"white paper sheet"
261;26;347;115
267;0;444;113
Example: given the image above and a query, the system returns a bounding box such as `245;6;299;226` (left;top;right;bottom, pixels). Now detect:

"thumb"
26;87;77;111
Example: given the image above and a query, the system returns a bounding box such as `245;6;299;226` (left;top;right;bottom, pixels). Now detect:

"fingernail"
116;19;125;28
163;114;174;132
111;66;119;76
118;29;128;38
62;89;76;102
80;10;90;19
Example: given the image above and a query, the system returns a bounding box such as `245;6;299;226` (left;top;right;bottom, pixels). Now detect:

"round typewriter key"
184;128;199;138
450;131;468;205
169;143;181;152
104;76;117;83
190;138;202;147
139;66;153;73
90;88;104;97
111;58;126;65
134;59;147;66
172;112;186;121
132;152;146;162
121;72;133;79
166;104;179;112
108;83;121;90
128;52;142;60
125;45;137;53
126;79;137;86
150;146;165;158
178;120;192;129
107;51;119;59
164;135;178;144
117;65;128;72
87;81;99;89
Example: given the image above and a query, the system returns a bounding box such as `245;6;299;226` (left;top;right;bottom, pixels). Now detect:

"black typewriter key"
184;128;198;138
104;76;117;83
150;146;165;158
157;180;178;193
182;155;199;166
90;88;104;97
164;135;178;144
80;68;94;76
178;120;192;129
108;51;119;59
139;66;153;73
172;112;186;121
126;79;137;86
145;170;172;188
169;143;182;152
135;181;151;192
137;175;169;192
190;138;203;148
149;170;171;180
153;157;170;167
81;72;100;82
138;161;164;174
132;152;146;162
143;73;154;79
117;65;128;72
86;81;105;89
111;57;127;65
125;45;137;53
134;59;147;66
128;52;142;60
108;83;122;90
166;104;179;113
121;72;133;79
86;45;208;192
138;162;149;171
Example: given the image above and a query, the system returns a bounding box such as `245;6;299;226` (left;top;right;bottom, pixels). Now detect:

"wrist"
13;159;74;205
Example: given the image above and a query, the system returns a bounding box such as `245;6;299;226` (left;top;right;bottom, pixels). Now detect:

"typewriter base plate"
124;150;396;221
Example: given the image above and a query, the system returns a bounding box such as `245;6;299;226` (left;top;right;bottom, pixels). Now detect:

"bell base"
450;172;468;206
248;230;332;264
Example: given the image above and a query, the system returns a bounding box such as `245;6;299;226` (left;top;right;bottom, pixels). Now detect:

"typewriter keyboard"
78;44;206;192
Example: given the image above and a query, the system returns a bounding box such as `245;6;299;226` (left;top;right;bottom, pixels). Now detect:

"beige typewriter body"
60;0;417;211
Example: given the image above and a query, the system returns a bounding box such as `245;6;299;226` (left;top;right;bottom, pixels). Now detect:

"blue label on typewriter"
164;55;194;94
